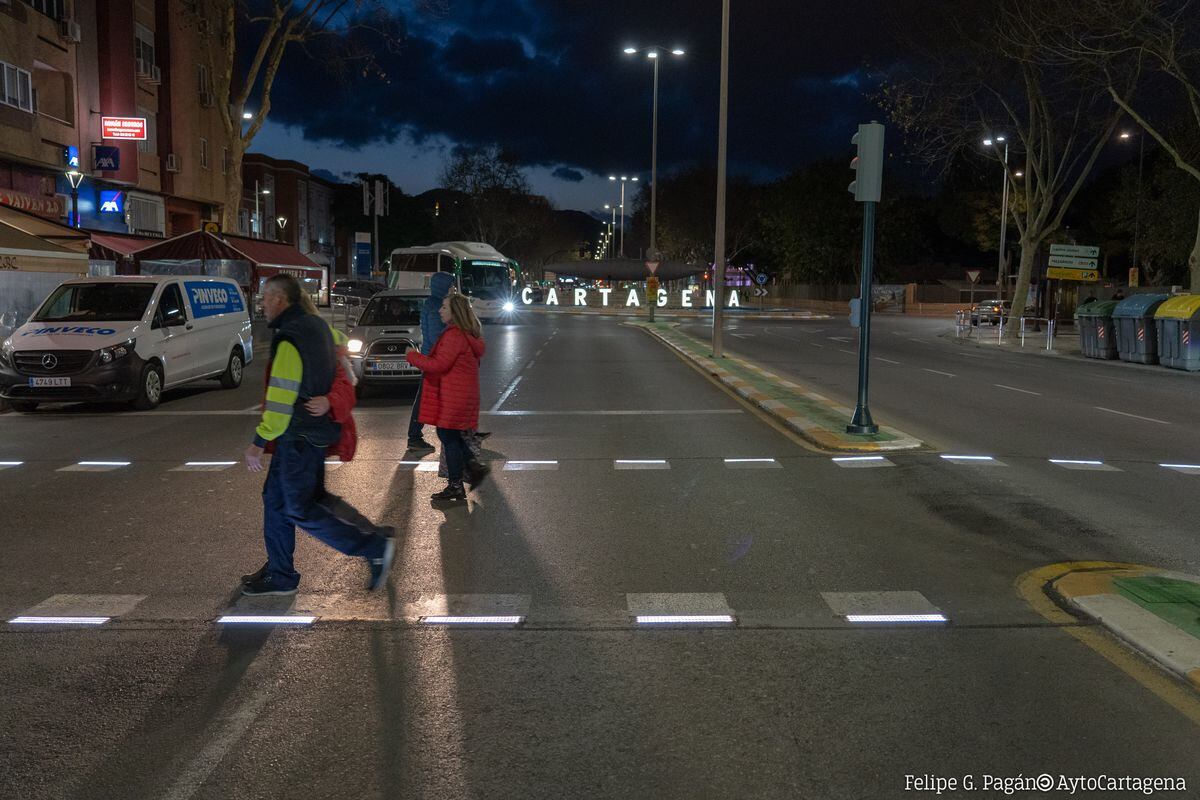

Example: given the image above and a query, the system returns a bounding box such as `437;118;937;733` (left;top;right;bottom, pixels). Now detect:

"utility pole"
711;0;730;357
846;122;885;435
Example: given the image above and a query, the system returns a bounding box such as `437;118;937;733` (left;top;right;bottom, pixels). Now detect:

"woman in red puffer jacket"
405;293;488;502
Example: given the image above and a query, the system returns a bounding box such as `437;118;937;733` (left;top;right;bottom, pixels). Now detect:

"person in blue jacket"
408;271;454;450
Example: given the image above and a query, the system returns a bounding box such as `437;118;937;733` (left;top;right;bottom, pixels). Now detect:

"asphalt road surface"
2;312;1198;799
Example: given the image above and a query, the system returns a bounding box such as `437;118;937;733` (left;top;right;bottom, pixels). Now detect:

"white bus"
386;241;520;322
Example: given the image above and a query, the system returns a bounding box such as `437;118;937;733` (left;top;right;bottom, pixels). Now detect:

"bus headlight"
347;338;364;354
502;302;515;313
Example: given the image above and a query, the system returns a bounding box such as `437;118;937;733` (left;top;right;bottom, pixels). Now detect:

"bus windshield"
460;260;513;300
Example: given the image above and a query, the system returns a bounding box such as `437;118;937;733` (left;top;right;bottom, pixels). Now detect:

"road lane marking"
822;591;944;622
838;349;857;355
810;343;824;348
503;460;559;471
636;614;735;625
846;614;948;623
828;336;852;342
940;455;1006;466
1160;464;1200;475
1094;406;1170;425
909;338;930;343
831;455;894;469
922;369;956;378
173;461;238;472
59;461;131;471
0;461;23;469
731;333;754;339
1048;459;1121;472
615;459;670;470
422;615;524;625
490;374;523;412
8;616;109;625
490;409;742;416
216;615;317;625
875;357;901;365
995;384;1042;396
724;458;781;469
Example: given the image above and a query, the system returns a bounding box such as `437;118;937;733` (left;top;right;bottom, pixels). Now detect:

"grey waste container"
1075;299;1119;359
1154;295;1200;371
1112;294;1169;364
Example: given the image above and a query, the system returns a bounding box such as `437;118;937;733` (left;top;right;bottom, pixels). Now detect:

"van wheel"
131;362;163;410
8;400;37;413
220;348;244;389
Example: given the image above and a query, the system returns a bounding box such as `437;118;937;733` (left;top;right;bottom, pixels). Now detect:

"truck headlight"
348;338;364;354
98;338;135;364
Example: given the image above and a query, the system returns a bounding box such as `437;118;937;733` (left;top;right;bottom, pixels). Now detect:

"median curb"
631;320;923;454
1045;562;1200;690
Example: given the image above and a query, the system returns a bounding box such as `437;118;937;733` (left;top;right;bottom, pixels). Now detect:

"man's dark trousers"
407;377;424;440
263;438;386;588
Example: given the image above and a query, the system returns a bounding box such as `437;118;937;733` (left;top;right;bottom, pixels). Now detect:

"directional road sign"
1049;244;1100;258
1047;267;1100;282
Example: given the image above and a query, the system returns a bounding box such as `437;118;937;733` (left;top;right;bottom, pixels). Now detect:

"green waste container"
1112;294;1169;364
1075;300;1119;359
1154;295;1200;371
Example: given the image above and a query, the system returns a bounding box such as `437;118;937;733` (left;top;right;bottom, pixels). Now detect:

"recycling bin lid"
1075;299;1120;318
1112;293;1170;319
1153;294;1200;320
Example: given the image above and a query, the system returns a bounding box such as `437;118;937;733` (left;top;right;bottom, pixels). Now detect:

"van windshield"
32;283;156;323
358;296;423;326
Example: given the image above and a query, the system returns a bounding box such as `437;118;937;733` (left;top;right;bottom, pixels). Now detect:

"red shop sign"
101;117;147;140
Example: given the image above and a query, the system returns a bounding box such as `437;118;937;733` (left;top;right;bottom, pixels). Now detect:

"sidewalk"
946;321;1083;358
1047;562;1200;689
632;320;923;453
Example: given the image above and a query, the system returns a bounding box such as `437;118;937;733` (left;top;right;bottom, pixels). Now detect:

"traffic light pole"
847;199;878;434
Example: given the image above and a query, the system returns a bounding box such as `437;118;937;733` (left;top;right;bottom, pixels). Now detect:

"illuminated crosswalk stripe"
831;455;894;469
0;461;23;470
173;461;238;472
724;458;781;469
614;459;670;470
8;593;145;626
1048;459;1121;472
503;460;559;471
1161;463;1200;475
940;455;1006;466
58;461;131;472
627;593;734;626
821;591;946;624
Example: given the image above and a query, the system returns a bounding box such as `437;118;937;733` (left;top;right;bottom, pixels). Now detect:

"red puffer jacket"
406;325;486;430
261;360;357;462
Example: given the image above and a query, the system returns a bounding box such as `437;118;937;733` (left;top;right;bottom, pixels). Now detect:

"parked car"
969;299;1008;325
330;279;387;305
0;275;252;412
345;289;426;395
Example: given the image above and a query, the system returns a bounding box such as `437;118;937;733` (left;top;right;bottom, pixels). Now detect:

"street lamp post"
711;0;730;357
254;181;271;239
276;216;288;243
1120;131;1145;274
604;204;618;258
65;169;84;229
607;175;638;257
984;136;1010;301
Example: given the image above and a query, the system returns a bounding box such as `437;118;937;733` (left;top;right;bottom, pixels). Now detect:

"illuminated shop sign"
521;287;740;308
98;191;124;213
101;117;147;140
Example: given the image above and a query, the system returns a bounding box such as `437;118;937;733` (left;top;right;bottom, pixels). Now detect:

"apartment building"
241;152;338;276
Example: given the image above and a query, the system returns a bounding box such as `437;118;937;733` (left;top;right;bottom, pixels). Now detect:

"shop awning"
133;229;251;263
0;220;88;273
0;203;89;253
223;235;322;271
87;232;163;262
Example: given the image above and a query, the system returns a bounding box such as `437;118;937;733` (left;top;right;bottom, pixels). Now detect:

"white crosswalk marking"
831;455;894;469
11;593;146;622
820;591;944;622
503;460;559;471
614;459;670;470
1048;459;1121;472
58;461;131;472
724;458;781;469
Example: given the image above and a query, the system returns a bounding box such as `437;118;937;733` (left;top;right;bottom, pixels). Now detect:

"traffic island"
632;320;923;453
1042;562;1200;690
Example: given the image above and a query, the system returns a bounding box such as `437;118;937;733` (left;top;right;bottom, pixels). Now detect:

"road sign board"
753;286;768;297
966;269;982;284
1049;244;1100;258
1048;255;1099;270
1048;267;1100;282
645;260;660;274
755;272;769;285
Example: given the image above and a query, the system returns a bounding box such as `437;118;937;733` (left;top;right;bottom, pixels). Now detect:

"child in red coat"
405;293;488;501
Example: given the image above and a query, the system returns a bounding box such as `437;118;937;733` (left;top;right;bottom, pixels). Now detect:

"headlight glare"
502;302;515;313
348;338;364;354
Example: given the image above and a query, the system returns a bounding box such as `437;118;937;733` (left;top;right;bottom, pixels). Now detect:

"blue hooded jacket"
420;271;455;354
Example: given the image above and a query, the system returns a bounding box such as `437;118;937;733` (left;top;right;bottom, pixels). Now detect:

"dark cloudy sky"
252;1;914;215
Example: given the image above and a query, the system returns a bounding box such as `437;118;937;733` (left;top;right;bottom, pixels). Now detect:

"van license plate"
30;377;70;387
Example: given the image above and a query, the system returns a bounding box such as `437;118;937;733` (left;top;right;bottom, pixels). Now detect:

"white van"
0;275;252;412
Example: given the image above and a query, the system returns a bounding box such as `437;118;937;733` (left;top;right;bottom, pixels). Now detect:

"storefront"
86;231;163;277
225;234;328;306
131;230;253;297
0;225;89;342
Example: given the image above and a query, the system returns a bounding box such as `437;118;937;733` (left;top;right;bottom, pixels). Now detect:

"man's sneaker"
241;562;268;585
241;574;298;596
367;532;396;591
465;459;491;488
431;482;466;502
407;438;435;453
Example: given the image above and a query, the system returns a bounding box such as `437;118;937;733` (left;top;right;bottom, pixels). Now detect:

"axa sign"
93;145;120;171
101;117;147;140
99;191;124;214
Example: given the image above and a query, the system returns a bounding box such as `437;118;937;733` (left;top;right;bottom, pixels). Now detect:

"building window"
200;138;209;169
126;194;166;236
222;148;229;175
23;0;66;21
196;64;210;95
137;108;157;154
135;24;156;75
238;208;249;236
1;62;34;113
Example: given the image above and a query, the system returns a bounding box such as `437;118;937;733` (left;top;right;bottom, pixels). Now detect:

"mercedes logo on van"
41;353;58;370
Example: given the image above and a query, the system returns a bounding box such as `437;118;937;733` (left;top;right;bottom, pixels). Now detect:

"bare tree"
1036;0;1200;287
191;1;403;232
439;145;547;253
881;0;1138;331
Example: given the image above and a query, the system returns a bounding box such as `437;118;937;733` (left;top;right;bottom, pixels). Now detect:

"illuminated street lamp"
603;203;618;258
983;135;1011;300
622;44;685;262
276;215;288;243
607;175;638;257
65;169;84;229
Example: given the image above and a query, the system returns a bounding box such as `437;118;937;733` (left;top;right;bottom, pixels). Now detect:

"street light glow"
623;47;637;54
671;48;685;55
1120;131;1132;140
242;111;253;120
647;51;659;58
995;135;1005;142
983;138;994;146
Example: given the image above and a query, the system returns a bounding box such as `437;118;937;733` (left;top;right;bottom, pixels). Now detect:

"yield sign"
966;269;982;284
645;260;660;275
